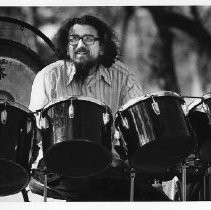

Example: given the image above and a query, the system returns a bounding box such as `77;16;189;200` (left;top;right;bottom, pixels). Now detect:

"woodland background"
0;6;211;106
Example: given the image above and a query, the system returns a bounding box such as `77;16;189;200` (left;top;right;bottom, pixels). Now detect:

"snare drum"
115;91;196;173
0;99;36;196
188;93;211;162
40;96;113;178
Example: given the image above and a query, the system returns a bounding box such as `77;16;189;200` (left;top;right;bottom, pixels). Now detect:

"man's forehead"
69;24;98;35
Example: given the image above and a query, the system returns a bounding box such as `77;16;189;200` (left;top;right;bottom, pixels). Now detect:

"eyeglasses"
69;34;100;46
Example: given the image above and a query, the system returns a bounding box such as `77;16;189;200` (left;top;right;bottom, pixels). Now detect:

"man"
29;15;142;116
28;15;169;201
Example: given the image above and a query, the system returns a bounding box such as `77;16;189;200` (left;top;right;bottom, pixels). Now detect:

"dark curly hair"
54;15;120;68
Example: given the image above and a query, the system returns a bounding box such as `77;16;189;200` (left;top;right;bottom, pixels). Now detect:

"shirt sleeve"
28;70;50;112
120;73;144;106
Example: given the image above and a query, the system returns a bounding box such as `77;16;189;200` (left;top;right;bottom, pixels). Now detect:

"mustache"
75;47;89;54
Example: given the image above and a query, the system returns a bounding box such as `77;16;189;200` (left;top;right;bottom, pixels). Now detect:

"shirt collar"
65;61;76;85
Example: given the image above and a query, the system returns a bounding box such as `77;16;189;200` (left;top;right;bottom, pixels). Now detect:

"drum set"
1;91;211;201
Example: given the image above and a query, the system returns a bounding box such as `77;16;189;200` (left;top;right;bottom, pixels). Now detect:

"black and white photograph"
0;2;211;207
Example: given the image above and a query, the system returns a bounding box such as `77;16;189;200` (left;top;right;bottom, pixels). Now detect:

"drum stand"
202;167;210;201
37;167;49;202
130;168;136;201
43;171;48;202
181;164;188;201
35;167;49;202
21;189;30;202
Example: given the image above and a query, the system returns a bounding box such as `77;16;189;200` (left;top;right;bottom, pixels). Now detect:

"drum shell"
188;94;211;162
0;101;36;172
116;95;195;159
0;101;36;196
41;97;113;156
115;92;196;173
38;97;113;178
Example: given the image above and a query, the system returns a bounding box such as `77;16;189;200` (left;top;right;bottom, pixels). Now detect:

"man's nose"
77;38;86;47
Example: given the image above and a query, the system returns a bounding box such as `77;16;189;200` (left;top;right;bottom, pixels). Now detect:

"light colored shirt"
29;59;143;114
29;59;143;169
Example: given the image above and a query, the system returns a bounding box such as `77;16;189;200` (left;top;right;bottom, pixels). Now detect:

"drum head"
131;136;196;173
0;159;29;196
44;140;112;178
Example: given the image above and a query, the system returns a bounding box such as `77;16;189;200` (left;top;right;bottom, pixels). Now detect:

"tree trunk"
148;9;180;92
120;7;134;60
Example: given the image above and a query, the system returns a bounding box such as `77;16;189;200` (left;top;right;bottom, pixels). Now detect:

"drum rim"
188;92;211;111
0;99;31;113
119;91;182;111
202;92;211;100
42;95;111;111
188;98;202;111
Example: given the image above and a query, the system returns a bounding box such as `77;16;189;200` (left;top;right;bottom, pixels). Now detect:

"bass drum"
0;38;43;107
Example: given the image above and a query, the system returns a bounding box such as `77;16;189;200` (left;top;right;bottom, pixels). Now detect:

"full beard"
73;59;99;84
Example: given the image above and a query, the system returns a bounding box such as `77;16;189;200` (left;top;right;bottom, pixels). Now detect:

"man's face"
68;24;103;69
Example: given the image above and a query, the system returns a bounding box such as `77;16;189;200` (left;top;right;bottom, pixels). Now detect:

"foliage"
1;6;211;99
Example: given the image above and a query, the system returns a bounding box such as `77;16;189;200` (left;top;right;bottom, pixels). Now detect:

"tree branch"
144;7;211;53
